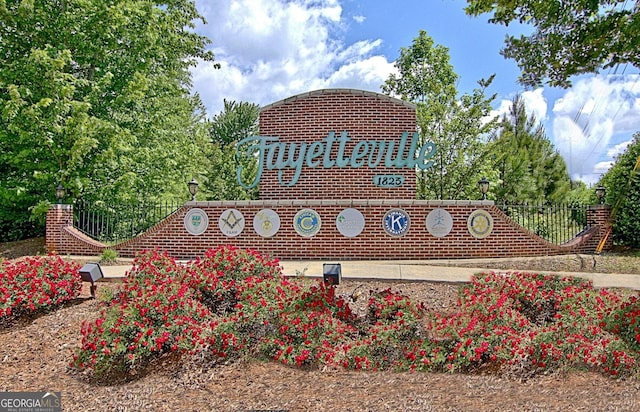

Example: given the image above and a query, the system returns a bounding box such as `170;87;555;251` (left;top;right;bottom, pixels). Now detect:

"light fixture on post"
188;178;199;201
478;177;490;200
595;185;606;204
55;183;65;204
79;263;104;298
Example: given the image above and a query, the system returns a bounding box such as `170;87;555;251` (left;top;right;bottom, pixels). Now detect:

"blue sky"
192;0;640;185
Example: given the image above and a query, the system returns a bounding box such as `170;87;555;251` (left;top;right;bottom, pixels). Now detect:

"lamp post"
595;185;606;204
188;178;199;201
477;177;489;200
55;183;65;204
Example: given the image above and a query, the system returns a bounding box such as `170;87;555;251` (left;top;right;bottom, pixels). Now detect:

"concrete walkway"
94;256;640;290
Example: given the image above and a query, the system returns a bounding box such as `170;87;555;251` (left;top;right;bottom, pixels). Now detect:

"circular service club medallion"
293;208;321;238
253;208;281;238
184;208;209;236
218;208;245;237
467;209;493;239
336;208;365;237
382;208;410;236
426;208;453;238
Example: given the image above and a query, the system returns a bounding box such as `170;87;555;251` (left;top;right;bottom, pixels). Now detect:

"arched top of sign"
426;208;453;238
336;208;365;237
294;208;321;238
184;208;209;236
254;208;281;238
467;209;493;239
260;88;417;112
219;209;245;237
383;208;410;237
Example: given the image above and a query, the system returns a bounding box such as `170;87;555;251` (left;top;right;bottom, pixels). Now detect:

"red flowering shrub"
73;250;213;376
427;272;639;376
0;255;82;321
71;249;640;380
605;296;640;352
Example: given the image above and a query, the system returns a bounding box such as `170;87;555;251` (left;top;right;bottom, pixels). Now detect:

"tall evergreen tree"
489;95;571;203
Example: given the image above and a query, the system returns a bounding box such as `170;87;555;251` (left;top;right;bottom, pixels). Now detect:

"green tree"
205;100;260;200
599;133;640;247
488;95;571;203
382;30;498;200
465;0;640;87
0;0;215;241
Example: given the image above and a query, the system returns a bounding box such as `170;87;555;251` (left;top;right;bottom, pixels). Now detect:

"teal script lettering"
236;131;437;189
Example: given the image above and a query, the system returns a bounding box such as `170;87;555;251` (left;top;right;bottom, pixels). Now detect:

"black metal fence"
494;201;589;245
74;200;182;244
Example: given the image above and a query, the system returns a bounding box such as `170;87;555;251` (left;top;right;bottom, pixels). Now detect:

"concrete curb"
95;259;640;290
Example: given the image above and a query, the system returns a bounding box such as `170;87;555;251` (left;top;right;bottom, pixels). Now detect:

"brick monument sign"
46;89;611;259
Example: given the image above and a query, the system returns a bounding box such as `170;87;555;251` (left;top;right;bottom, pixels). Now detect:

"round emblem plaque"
293;208;321;237
219;208;245;237
336;208;365;237
184;208;209;236
382;208;410;236
467;209;493;239
253;208;281;238
426;208;453;238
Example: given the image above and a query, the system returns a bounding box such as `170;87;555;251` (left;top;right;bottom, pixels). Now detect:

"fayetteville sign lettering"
235;131;437;188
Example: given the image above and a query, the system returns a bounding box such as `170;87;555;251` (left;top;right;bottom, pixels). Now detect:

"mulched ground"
2;280;640;411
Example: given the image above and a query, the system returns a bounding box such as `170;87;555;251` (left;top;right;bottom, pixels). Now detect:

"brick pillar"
46;204;73;254
586;204;613;252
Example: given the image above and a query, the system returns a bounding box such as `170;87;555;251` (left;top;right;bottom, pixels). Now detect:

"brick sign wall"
45;88;611;259
257;89;418;200
46;201;609;259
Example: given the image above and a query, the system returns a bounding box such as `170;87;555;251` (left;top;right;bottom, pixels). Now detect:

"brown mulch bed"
2;280;640;411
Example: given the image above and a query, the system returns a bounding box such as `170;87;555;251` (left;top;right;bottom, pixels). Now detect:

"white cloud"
607;140;632;159
353;15;366;23
552;75;640;183
521;89;548;122
489;88;547;124
192;0;392;116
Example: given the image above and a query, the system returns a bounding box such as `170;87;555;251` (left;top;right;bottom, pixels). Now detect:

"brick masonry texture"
46;201;610;259
45;89;612;259
258;89;418;200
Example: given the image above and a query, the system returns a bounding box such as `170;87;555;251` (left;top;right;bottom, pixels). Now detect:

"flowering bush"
0;255;82;321
71;248;640;380
428;272;639;376
605;296;640;352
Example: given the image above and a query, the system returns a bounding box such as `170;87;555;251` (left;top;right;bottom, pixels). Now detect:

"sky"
191;0;640;185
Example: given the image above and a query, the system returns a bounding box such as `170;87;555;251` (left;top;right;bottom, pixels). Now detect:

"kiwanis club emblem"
184;208;209;235
383;208;410;236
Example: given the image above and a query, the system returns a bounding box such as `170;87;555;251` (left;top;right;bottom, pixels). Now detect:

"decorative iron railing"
73;200;182;244
494;201;589;245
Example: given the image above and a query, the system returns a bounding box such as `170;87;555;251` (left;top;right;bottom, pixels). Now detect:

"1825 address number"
372;174;405;188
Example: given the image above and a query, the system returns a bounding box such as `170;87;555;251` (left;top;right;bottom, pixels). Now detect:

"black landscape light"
478;177;490;200
55;183;65;204
188;178;199;201
595;186;606;204
323;263;342;285
79;263;104;298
